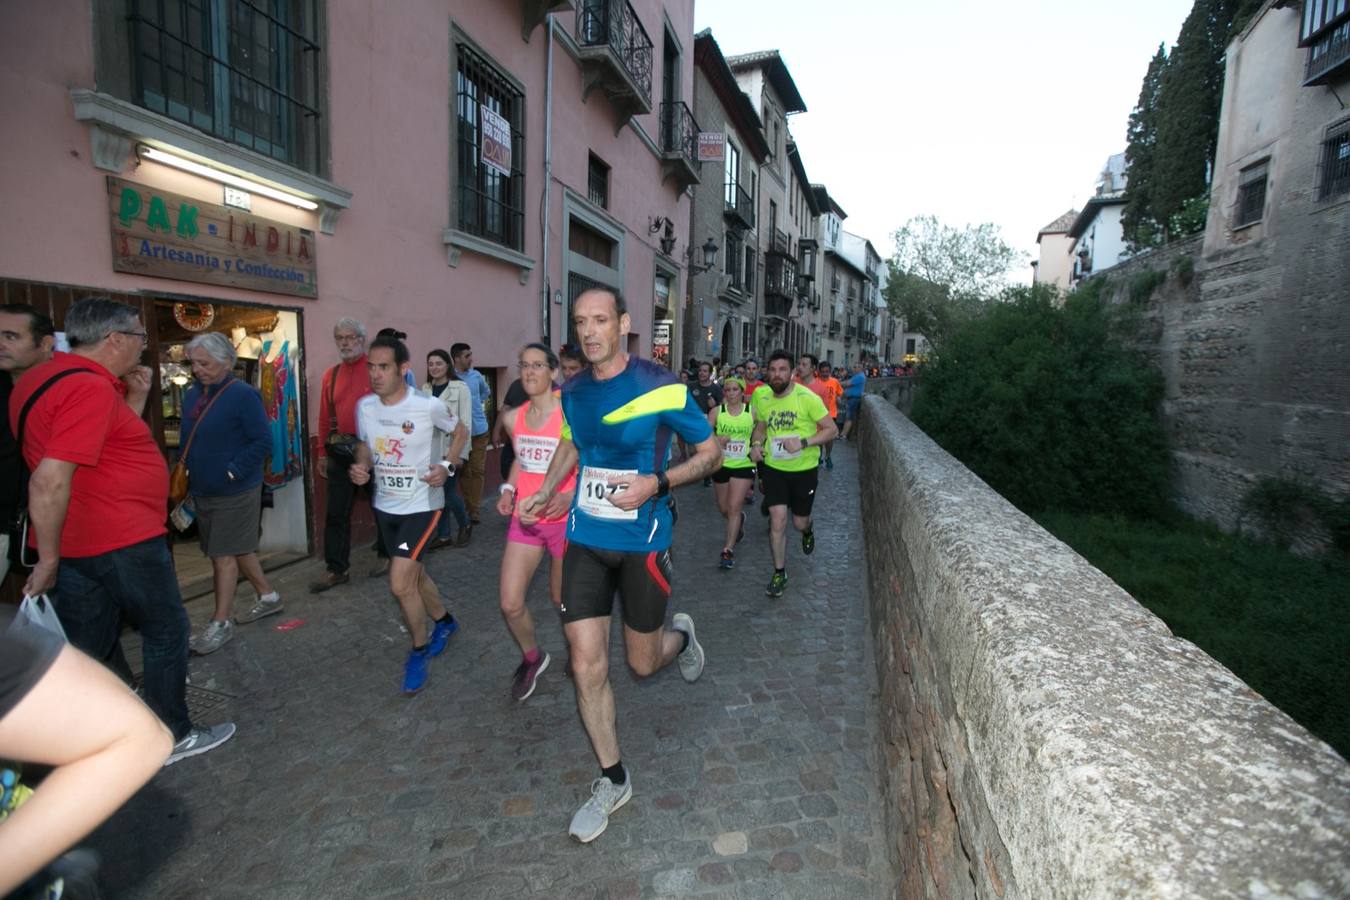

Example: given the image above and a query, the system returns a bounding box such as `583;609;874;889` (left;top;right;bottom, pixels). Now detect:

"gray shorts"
194;485;263;558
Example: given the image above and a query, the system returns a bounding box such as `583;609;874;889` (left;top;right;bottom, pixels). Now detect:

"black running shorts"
711;465;755;484
559;542;673;633
375;509;441;562
761;466;818;518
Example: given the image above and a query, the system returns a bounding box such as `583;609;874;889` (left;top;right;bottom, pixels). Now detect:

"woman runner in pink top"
496;343;577;700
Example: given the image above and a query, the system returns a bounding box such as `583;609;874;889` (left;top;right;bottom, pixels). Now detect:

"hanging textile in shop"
259;339;303;486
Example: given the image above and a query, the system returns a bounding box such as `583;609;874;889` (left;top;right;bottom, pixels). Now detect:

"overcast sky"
694;0;1192;280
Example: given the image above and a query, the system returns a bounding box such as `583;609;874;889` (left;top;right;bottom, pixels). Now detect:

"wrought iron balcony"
830;271;841;293
659;101;701;191
764;292;793;320
1305;22;1350;85
768;227;791;258
576;0;653;121
723;182;754;231
828;320;841;335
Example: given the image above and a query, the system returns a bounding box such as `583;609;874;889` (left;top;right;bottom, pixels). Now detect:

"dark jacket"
181;376;270;497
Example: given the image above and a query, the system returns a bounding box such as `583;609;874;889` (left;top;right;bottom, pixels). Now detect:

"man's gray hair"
333;317;367;339
64;297;143;348
185;331;237;368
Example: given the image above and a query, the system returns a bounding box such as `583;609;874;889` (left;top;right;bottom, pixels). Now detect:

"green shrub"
1171;254;1195;286
1129;267;1167;304
911;283;1171;518
1240;477;1350;555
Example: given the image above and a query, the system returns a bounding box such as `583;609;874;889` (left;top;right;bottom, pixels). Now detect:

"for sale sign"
697;133;725;162
480;104;512;177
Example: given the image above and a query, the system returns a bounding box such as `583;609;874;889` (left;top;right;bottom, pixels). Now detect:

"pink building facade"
0;0;698;564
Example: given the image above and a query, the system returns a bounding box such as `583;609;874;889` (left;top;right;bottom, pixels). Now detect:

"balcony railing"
828;321;841;335
723;182;754;231
768;227;791;258
1306;22;1350;85
765;254;798;301
576;0;653;118
659;100;701;191
830;272;841;293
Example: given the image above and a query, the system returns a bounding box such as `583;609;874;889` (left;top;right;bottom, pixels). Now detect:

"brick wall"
858;396;1350;898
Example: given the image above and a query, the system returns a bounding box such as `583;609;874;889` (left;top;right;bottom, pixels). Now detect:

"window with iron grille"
744;246;756;295
1318;120;1350;200
724;232;743;289
1234;160;1268;227
588;153;610;209
128;0;323;173
456;41;526;251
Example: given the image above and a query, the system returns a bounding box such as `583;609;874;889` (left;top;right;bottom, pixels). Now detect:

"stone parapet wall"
858;396;1350;899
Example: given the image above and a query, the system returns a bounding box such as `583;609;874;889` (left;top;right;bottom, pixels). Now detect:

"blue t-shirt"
561;357;712;552
844;372;866;399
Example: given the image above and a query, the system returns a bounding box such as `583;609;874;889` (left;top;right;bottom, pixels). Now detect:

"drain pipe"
540;16;556;344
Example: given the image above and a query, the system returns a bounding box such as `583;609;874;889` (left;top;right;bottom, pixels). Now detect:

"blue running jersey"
560;357;712;551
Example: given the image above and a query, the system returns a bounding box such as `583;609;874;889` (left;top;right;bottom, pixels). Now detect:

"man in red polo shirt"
12;297;234;766
310;316;377;592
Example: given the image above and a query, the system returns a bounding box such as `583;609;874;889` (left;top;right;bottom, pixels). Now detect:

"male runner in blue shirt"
521;287;721;843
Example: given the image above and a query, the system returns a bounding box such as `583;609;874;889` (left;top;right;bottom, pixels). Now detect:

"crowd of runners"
0;287;869;894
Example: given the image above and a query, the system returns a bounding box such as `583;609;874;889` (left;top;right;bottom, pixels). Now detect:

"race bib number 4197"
577;466;638;521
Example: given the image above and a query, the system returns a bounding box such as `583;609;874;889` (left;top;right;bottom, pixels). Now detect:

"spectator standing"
423;349;474;549
180;332;281;655
310;317;374;593
0;304;55;581
11;297;234;764
686;362;722;483
841;361;866;441
451;342;491;525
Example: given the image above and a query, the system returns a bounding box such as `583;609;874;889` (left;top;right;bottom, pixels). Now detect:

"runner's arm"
349;442;372;485
707;407;726;447
445;420;469;464
749;420;768;463
518;436;578;522
808;414;838;447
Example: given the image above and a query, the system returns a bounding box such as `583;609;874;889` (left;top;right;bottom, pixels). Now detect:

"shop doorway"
153;299;310;598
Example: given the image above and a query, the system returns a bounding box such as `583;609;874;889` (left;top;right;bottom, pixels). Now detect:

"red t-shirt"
10;353;168;558
317;355;371;455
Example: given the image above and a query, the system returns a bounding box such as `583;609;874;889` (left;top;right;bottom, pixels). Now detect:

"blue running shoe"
428;618;458;657
403;648;431;695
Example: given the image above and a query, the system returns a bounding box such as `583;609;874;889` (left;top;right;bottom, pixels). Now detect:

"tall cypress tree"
1123;44;1167;247
1151;0;1227;232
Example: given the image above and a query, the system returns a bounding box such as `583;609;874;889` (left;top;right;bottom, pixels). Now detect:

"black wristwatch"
654;470;670;497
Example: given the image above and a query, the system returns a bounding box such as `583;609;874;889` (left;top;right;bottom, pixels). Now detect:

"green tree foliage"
883;215;1025;353
1123;0;1265;240
1123;44;1168;248
910;284;1171;518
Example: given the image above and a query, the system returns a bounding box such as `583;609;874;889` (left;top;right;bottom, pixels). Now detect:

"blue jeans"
437;469;470;538
54;536;193;740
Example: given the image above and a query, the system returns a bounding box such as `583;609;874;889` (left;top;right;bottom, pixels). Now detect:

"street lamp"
688;237;719;274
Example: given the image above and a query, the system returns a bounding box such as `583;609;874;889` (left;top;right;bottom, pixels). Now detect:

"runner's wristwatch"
654;470;670;497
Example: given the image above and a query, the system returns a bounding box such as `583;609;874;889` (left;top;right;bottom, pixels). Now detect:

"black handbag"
323;364;359;466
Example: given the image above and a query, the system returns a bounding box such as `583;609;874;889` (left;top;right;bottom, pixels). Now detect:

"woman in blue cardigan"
181;332;279;655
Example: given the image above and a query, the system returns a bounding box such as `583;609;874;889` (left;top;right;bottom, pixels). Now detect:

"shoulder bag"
323;364;359;466
170;380;237;506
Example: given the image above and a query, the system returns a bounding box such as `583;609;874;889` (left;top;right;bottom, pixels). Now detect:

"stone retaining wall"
858;396;1350;899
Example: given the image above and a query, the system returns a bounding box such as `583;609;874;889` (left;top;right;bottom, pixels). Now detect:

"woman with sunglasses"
495;344;576;700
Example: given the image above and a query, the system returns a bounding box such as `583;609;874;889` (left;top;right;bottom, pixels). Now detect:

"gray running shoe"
671;613;704;683
568;768;632;843
190;619;234;655
164;722;236;767
235;593;284;624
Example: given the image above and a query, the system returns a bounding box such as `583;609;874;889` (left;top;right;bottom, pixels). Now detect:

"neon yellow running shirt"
751;384;828;472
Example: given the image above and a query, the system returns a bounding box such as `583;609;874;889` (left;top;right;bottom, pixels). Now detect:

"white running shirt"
356;389;458;515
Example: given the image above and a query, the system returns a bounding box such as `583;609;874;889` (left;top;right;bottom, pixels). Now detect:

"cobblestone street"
91;442;891;899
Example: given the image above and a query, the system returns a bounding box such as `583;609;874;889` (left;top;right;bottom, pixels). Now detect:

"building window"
588;153;610;209
744;246;756;294
724;138;741;208
456;40;526;250
1234;160;1268;227
742;320;755;356
1317;120;1350;200
724;232;743;289
128;0;324;172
